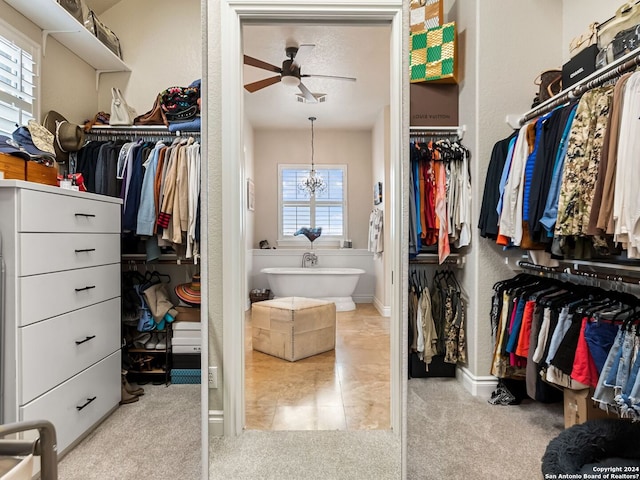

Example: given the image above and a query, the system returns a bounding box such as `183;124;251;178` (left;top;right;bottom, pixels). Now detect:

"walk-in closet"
3;0;640;479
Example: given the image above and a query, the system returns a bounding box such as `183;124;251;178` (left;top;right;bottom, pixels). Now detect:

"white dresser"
0;180;122;456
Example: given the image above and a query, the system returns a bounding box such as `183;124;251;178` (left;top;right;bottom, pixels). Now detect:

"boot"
122;370;144;396
120;383;139;405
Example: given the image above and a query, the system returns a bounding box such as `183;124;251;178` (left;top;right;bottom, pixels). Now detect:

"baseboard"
457;366;498;400
209;410;224;436
373;296;391;317
352;294;373;304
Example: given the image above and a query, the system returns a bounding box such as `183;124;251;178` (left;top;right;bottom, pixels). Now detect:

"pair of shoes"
155;332;166;350
122;373;144;396
133;332;151;348
488;385;518;406
120;384;139;405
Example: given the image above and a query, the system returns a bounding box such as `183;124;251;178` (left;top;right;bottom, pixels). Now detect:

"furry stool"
541;418;640;475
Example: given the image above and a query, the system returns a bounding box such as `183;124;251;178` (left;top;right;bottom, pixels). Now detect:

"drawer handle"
74;213;96;218
75;335;96;345
76;396;97;411
74;248;96;253
75;285;96;292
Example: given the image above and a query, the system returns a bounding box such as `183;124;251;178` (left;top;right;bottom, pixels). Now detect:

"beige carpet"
57;384;201;480
407;377;564;480
55;376;565;480
208;430;401;479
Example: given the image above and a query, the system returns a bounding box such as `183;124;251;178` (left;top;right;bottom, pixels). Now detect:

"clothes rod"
410;253;463;266
518;260;640;285
518;46;640;125
410;125;465;140
87;126;200;138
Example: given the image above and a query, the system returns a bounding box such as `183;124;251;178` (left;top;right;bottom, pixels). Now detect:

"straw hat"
175;274;201;306
43;110;86;163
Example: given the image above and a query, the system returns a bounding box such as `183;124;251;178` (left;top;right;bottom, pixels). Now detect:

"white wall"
244;119;255;310
252;128;373;249
0;1;98;125
562;0;622;62
98;0;201;115
371;106;391;315
451;0;563;389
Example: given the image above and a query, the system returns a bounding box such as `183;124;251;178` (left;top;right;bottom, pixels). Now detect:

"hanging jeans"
593;327;624;410
616;338;640;418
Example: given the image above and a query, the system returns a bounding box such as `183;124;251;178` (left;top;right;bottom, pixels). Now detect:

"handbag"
569;22;599;58
597;2;640;49
410;22;458;84
134;94;168;126
109;87;136;126
532;69;562;108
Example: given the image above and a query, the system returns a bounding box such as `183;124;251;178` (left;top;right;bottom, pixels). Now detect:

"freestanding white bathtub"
260;267;365;312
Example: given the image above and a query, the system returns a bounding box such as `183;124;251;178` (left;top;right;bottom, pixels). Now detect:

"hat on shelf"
0;135;31;160
175;274;201;306
43;110;86;163
12;122;56;164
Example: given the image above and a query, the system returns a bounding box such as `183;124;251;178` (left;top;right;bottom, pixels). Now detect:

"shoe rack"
125;326;173;385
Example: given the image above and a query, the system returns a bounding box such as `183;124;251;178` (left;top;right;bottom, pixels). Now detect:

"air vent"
296;93;327;103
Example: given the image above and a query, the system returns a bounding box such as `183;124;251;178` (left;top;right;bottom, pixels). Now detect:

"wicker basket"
250;289;271;303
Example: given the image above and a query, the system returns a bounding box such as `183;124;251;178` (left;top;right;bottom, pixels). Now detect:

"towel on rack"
368;208;384;256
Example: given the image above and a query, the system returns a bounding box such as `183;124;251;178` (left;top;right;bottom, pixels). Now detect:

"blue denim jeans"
604;329;634;389
584;319;620;374
593;327;624;409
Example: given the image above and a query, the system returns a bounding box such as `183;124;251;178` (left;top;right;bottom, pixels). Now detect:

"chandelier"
298;116;327;197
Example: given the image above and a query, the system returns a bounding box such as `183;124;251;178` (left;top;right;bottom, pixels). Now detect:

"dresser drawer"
20;352;120;454
18;189;121;233
19;263;120;326
20;233;120;276
20;298;121;404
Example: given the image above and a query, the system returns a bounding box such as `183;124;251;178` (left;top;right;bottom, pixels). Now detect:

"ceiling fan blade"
244;55;282;73
244;75;281;92
302;74;357;82
292;44;315;68
298;82;317;103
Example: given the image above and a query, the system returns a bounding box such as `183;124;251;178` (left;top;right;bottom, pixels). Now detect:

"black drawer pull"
74;213;96;218
74;248;96;253
75;335;96;345
76;396;97;411
75;285;96;292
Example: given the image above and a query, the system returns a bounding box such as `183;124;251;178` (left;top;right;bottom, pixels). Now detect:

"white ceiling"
243;24;391;131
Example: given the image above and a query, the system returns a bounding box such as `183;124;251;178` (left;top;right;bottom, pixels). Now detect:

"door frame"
218;0;406;458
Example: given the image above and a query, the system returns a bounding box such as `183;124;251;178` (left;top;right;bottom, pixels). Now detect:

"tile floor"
244;303;391;431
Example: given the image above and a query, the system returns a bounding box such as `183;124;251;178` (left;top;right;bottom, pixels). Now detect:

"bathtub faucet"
302;252;318;268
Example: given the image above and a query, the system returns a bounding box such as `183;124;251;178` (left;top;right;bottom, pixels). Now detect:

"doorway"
242;22;393;432
211;0;406;476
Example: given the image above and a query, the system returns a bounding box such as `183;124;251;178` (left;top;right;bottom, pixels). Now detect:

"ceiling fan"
243;44;356;104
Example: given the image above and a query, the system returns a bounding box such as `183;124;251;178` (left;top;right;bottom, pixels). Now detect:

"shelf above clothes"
5;0;131;89
507;45;640;126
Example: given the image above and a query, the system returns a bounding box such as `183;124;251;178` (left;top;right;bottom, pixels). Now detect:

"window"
278;164;347;245
0;20;39;136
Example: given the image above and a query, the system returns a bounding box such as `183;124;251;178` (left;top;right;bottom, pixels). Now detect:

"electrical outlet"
208;366;218;389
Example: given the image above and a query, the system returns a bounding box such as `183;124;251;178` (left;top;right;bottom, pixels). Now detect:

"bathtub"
260;267;365;312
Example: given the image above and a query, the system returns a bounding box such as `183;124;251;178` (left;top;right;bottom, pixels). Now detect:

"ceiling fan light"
281;76;301;87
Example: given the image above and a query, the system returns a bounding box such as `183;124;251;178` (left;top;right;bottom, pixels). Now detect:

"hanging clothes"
77;134;201;260
409;135;471;262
